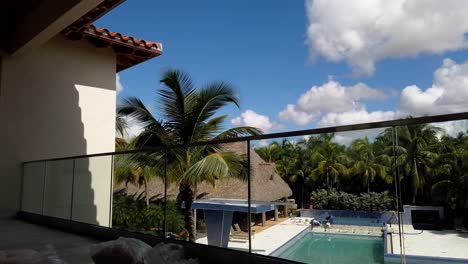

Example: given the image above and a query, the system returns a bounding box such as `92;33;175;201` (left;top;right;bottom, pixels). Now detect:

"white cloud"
279;58;468;130
306;0;468;75
257;140;269;148
332;129;386;146
279;78;387;126
116;116;145;140
231;117;242;126
116;74;124;94
231;110;275;132
332;134;357;146
399;59;468;115
318;110;396;127
279;104;317;126
434;120;468;138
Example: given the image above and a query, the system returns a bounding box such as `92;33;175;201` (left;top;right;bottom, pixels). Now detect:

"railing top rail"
23;112;468;164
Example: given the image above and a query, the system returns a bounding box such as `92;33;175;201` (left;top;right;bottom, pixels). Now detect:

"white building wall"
0;35;116;225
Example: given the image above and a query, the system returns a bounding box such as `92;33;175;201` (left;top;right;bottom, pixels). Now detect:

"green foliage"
310;189;394;212
117;69;262;241
112;191;184;234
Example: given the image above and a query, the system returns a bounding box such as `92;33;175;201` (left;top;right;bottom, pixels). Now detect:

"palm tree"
113;137;163;208
382;123;441;204
118;69;261;241
255;142;280;162
311;134;349;191
349;137;392;193
431;134;468;222
272;139;314;208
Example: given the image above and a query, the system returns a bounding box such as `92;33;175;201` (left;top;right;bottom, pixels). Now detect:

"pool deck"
196;217;313;254
389;225;468;260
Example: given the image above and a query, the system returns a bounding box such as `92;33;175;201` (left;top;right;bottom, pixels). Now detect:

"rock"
144;243;199;264
90;237;151;264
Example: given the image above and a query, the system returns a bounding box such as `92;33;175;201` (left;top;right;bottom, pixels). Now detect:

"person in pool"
325;215;335;224
310;219;321;230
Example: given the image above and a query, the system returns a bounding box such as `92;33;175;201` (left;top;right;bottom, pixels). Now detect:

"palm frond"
116;113;128;137
159;69;196;143
182;152;246;186
118;97;156;129
189;82;240;141
215;126;263;140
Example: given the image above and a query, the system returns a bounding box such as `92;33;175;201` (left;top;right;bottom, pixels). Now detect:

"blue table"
192;199;277;247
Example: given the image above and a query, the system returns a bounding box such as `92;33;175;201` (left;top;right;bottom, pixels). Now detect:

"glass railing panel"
393;119;468;263
43;159;74;219
72;155;113;226
250;136;305;256
252;128;396;263
21;161;46;214
112;150;166;236
168;141;250;252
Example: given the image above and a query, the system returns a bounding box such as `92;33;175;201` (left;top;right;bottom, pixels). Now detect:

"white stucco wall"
0;35;116;224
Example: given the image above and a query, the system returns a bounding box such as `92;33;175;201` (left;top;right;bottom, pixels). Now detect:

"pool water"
276;233;383;264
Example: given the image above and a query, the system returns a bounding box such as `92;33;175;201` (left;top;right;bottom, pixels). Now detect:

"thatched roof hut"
118;142;293;202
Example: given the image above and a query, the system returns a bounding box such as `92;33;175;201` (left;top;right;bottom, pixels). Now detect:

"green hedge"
310;189;394;212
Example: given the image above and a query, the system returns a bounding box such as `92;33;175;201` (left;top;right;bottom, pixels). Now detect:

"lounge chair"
455;218;468;233
230;223;255;240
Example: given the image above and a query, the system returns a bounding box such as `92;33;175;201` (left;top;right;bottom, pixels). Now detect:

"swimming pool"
272;232;384;264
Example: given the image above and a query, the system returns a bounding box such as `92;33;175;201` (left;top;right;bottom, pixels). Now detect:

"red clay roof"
84;25;162;52
61;0;163;72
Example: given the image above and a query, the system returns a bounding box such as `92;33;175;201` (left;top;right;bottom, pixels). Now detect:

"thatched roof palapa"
118;142;293;202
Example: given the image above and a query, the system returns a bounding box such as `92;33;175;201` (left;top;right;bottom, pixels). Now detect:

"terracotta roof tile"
60;0;163;71
83;25;163;52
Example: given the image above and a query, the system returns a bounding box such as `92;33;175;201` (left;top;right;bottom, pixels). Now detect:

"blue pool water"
275;233;384;264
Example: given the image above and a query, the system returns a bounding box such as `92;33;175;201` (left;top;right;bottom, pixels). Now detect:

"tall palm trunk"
411;160;418;205
179;183;196;242
143;176;149;209
367;177;370;193
301;179;305;209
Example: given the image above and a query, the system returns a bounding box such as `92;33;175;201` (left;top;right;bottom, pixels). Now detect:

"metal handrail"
23;112;468;163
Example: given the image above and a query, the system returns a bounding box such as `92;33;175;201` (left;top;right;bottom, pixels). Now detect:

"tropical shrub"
112;192;184;234
310;188;394;212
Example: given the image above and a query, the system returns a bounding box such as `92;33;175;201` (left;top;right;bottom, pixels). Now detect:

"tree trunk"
179;183;196;242
301;180;305;209
144;177;149;209
367;178;370;193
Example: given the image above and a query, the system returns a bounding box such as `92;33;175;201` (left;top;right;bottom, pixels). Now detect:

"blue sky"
97;0;468;136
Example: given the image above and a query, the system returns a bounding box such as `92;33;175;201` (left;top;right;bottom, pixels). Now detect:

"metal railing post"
42;161;47;215
109;155;115;228
70;159;76;220
247;140;252;253
163;148;168;237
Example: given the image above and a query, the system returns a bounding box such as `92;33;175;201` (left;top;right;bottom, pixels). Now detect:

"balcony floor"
0;215;98;263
